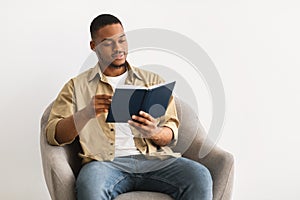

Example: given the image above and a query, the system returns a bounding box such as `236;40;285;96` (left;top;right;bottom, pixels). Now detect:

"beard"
97;50;128;71
109;61;126;69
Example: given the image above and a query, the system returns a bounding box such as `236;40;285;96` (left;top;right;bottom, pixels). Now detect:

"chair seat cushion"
115;191;173;200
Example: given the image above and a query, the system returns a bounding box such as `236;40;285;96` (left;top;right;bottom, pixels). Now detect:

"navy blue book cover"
106;81;176;123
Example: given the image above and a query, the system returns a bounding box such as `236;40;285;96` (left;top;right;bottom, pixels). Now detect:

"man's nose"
113;41;122;52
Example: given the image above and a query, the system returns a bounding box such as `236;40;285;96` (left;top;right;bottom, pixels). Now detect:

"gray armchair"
40;98;234;200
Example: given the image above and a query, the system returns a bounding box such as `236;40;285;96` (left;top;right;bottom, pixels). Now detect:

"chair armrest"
40;103;77;200
183;132;234;200
174;98;234;200
41;137;77;200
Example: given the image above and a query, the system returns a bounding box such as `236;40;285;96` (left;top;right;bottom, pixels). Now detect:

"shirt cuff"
162;121;178;147
46;118;74;146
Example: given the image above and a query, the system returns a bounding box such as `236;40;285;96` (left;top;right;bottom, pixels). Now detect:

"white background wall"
1;0;300;199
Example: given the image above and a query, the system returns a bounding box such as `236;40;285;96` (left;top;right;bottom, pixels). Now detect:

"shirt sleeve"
148;74;179;148
45;79;76;146
158;95;180;147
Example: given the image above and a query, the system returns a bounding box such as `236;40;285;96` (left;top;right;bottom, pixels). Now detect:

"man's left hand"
128;111;161;138
128;111;173;146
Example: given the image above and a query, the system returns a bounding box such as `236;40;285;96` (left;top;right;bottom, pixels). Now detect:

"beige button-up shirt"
46;62;180;163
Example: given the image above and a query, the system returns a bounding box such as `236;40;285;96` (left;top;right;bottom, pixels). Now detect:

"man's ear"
90;40;96;51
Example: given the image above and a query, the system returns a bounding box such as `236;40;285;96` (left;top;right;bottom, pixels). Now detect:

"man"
46;14;212;200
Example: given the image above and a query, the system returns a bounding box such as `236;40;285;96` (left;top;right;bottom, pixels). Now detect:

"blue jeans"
76;155;213;200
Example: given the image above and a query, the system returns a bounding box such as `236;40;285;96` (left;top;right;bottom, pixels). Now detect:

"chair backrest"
173;97;208;158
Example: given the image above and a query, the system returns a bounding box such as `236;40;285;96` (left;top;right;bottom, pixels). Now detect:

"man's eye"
119;39;126;43
103;42;112;46
103;43;112;47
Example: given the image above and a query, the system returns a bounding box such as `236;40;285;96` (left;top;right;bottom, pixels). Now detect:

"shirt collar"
87;61;143;82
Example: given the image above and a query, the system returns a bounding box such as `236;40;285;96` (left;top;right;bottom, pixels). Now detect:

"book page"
115;81;176;90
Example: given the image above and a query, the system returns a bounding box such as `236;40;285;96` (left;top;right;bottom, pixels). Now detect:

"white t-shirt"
106;71;141;157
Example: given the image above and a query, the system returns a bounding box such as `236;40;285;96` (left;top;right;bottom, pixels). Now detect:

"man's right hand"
55;94;112;144
85;94;112;118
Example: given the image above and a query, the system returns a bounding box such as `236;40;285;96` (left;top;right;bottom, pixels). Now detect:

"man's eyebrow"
119;33;126;38
100;38;112;42
100;34;126;43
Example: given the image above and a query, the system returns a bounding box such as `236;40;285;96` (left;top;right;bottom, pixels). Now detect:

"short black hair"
90;14;123;39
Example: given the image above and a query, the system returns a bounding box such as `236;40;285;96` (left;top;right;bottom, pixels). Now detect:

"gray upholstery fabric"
40;98;234;200
114;191;173;200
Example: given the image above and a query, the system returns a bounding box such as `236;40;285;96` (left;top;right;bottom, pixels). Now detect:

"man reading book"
46;14;212;200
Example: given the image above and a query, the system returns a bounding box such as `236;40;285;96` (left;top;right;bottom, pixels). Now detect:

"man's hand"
128;111;161;138
84;94;112;119
55;94;112;144
128;111;173;146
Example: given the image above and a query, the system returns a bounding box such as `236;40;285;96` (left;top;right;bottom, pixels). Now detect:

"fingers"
128;118;161;139
137;111;155;122
92;94;112;114
127;111;158;137
94;94;112;100
128;119;150;130
127;120;153;139
129;111;155;126
94;95;112;104
94;106;110;113
94;98;111;105
131;115;150;125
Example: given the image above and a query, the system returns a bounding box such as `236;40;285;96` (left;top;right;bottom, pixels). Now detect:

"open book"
106;81;176;123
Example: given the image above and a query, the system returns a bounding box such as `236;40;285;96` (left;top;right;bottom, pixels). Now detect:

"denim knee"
176;158;213;200
76;161;116;200
191;163;213;190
